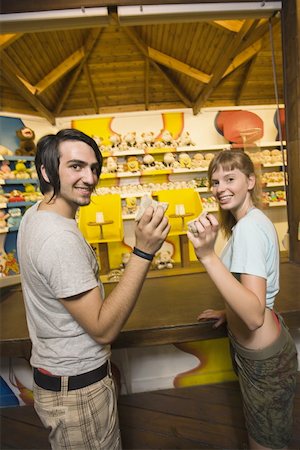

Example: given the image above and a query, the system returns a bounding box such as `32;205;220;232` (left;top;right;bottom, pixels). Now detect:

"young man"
17;129;170;450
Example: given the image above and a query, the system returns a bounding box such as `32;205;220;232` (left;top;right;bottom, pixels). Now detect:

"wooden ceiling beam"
0;33;23;51
148;47;211;84
1;51;37;94
222;40;262;78
55;28;102;115
236;55;258;105
213;20;243;33
144;58;149;110
193;19;257;114
35;48;85;94
235;15;279;55
83;63;98;113
1;54;55;124
122;26;192;107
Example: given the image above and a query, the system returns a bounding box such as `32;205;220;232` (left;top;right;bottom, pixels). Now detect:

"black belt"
33;361;109;392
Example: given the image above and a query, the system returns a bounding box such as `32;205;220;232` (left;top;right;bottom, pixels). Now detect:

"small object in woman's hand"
187;211;208;236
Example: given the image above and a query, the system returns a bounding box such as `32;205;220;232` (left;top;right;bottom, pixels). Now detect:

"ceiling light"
117;2;282;26
0;7;110;33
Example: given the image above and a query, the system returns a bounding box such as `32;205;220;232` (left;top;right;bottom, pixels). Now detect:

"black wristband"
132;247;154;261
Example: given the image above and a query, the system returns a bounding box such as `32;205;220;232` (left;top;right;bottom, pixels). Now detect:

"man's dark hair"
35;129;103;198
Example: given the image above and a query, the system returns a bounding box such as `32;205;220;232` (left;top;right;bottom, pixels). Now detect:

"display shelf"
1;178;38;185
268;200;287;207
0;274;21;288
0;155;35;162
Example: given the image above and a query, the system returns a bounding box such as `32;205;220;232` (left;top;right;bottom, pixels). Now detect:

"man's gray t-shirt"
17;202;110;376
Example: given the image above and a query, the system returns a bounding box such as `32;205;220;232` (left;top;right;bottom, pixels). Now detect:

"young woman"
187;150;298;450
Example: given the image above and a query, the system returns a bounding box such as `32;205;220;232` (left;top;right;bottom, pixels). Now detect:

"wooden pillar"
281;0;300;264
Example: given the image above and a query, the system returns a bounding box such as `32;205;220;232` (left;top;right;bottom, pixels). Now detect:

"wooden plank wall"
282;0;300;264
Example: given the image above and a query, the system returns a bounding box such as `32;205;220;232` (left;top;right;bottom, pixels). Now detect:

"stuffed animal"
13;161;31;179
105;156;118;173
179;152;192;169
161;130;175;147
109;134;121;149
141;131;155;147
123;197;137;215
163;152;177;168
123;132;136;148
7;190;25;203
0;210;10;229
7;208;22;228
126;156;140;172
0;161;15;179
0;188;9;203
154;249;174;270
120;252;131;271
141;154;155;169
15;127;36;156
0;145;13;156
177;131;195;147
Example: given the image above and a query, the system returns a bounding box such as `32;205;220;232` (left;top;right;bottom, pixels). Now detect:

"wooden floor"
1;375;300;450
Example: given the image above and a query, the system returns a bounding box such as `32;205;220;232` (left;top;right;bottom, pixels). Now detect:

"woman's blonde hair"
208;150;262;238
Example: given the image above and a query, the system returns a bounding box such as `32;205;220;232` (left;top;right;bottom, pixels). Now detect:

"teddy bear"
177;131;195;147
141;131;155;148
109;134;121;149
123;132;136;148
163;152;177;168
154;249;174;270
105;156;118;173
7;208;22;228
162;130;176;147
15;127;36;156
141;154;156;170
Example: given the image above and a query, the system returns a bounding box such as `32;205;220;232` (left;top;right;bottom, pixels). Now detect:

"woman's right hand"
197;309;227;328
135;205;170;256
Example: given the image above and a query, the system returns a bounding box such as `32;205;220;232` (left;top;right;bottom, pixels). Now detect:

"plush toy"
105;156;118;173
23;184;43;202
177;131;195;147
161;130;176;147
123;132;136;148
13;161;31;179
109;134;121;149
7;208;22;228
179;152;192;169
163;152;177;168
0;188;9;203
191;153;204;169
141;131;155;147
15;127;36;156
0;210;10;229
119;252;131;271
0;161;15;179
154;249;174;270
8;190;25;203
126;156;140;172
141;154;155;169
123;197;137;215
0;145;13;156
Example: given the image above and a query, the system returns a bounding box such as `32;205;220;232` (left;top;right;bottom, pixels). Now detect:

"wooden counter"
1;261;299;359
